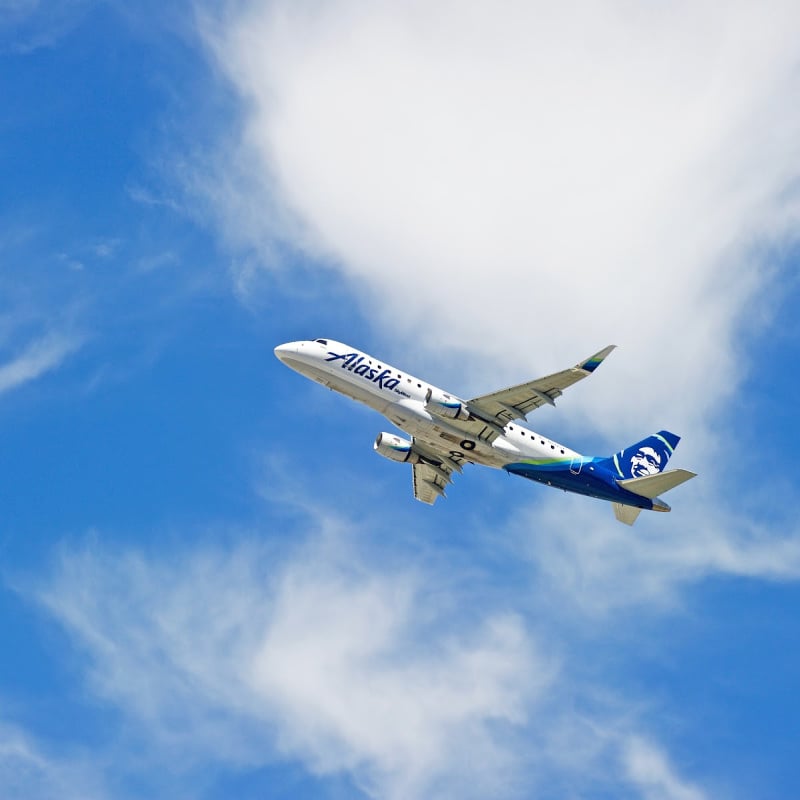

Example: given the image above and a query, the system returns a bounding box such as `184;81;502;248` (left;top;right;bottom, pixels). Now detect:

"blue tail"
600;431;681;480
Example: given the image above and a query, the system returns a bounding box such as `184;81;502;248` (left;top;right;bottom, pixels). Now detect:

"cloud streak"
0;333;81;396
0;719;105;800
623;736;707;800
510;490;800;615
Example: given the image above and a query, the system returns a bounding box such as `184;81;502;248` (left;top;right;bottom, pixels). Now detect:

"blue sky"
2;2;800;799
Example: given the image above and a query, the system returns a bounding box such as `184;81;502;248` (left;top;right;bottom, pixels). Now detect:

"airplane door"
569;456;583;475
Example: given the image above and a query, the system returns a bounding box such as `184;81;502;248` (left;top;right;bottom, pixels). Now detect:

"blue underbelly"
504;461;653;509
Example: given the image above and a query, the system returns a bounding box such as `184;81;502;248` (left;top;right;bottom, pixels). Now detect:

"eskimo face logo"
325;351;401;391
630;446;662;477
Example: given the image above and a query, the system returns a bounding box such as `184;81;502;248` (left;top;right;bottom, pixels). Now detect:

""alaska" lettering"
325;351;400;391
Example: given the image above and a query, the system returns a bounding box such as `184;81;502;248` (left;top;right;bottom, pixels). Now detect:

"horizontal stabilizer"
618;468;697;499
613;503;642;525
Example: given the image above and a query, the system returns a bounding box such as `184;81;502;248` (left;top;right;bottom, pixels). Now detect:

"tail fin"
602;431;680;480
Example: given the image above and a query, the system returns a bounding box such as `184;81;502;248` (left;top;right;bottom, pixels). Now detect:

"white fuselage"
274;339;582;469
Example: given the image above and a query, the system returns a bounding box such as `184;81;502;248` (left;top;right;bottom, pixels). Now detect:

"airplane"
274;339;696;524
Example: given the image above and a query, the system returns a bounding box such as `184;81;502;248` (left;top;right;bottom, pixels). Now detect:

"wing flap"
617;468;697;499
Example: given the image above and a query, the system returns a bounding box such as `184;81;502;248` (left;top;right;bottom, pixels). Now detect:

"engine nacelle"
373;432;421;464
424;387;471;421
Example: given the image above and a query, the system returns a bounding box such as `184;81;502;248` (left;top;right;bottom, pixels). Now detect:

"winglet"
578;345;616;373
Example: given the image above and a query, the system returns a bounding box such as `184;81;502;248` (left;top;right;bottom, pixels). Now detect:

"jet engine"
424;388;471;421
373;432;421;463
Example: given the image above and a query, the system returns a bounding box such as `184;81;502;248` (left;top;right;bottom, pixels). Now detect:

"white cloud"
33;520;746;799
250;554;541;799
36;523;736;799
36;532;547;799
193;0;800;620
623;736;707;800
0;333;81;396
200;0;800;441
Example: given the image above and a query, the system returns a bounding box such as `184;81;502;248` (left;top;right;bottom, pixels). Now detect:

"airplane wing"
412;462;449;504
409;438;468;504
467;345;616;427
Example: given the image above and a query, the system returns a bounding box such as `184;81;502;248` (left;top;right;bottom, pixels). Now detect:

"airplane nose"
274;343;294;362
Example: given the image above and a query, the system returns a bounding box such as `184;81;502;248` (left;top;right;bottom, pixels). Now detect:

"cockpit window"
314;339;328;345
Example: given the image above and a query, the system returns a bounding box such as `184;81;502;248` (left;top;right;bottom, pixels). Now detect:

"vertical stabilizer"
613;503;642;525
603;431;680;480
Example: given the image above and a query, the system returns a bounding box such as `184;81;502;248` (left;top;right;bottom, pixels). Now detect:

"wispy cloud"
0;0;92;55
125;183;185;216
35;530;549;799
509;491;800;615
0;719;106;800
0;332;82;396
623;736;707;800
29;511;740;799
